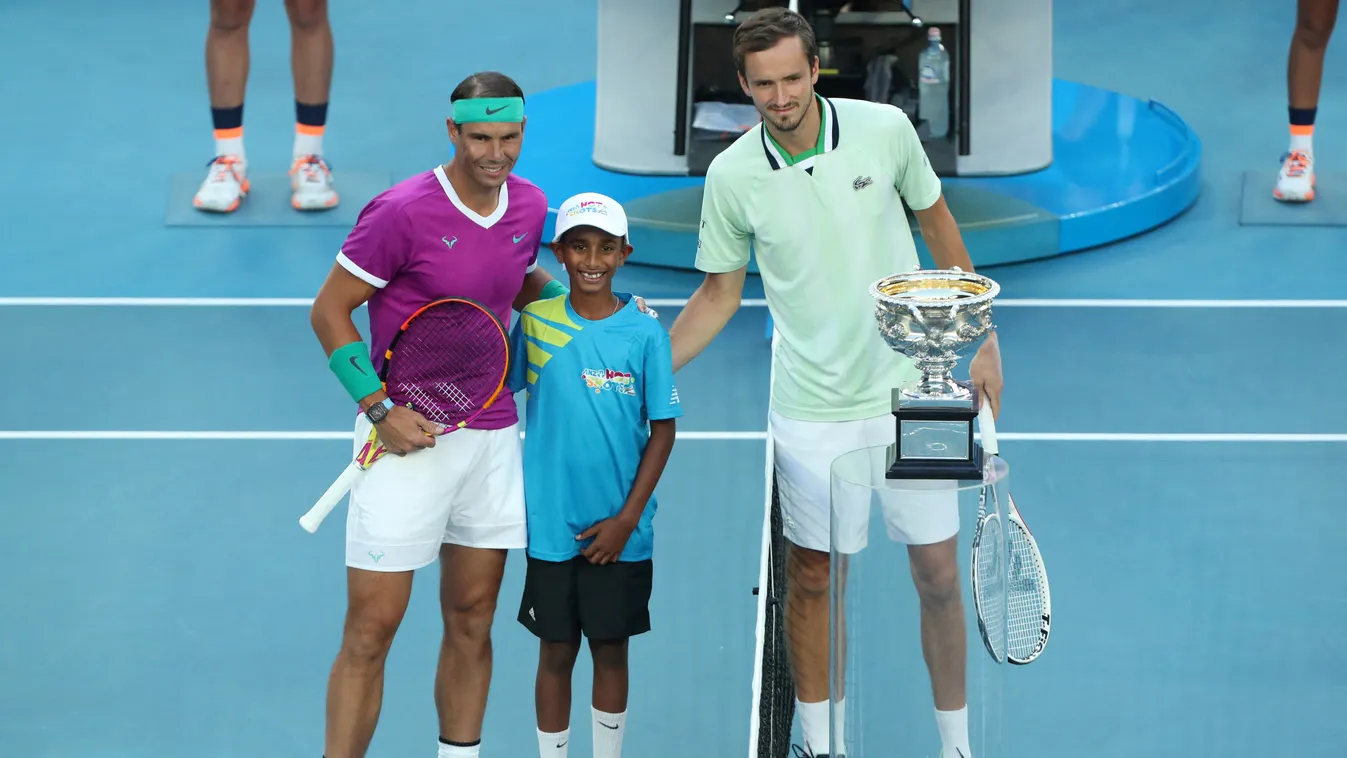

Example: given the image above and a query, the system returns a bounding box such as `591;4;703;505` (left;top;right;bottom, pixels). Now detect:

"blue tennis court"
4;1;1347;757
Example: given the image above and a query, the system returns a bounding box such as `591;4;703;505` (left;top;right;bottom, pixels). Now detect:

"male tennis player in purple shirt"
307;71;649;758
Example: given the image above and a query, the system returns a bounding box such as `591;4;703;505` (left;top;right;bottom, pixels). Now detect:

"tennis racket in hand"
298;297;511;533
970;400;1052;665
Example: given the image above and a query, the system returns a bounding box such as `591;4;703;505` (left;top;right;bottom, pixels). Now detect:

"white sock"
1290;132;1313;155
592;707;626;758
935;706;971;757
797;698;830;755
294;128;324;159
214;133;244;161
537;727;569;758
438;739;480;758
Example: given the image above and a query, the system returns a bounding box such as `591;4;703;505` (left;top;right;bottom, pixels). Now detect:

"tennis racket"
970;441;1007;664
971;400;1052;664
298;297;511;533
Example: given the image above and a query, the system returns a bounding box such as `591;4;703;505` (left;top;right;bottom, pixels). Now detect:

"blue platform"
516;79;1202;273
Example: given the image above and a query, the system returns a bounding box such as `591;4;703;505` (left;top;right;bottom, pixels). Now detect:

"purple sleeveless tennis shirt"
335;165;548;430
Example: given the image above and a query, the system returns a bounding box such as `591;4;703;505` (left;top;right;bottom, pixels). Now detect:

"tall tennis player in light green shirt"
668;8;1005;758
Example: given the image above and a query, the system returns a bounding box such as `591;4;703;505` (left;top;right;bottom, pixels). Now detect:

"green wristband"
540;279;569;300
328;342;384;402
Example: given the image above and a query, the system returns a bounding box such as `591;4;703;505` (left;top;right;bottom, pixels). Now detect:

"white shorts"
345;414;528;572
771;410;960;555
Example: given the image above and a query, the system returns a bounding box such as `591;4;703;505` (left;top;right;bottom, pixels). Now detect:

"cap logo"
566;200;610;217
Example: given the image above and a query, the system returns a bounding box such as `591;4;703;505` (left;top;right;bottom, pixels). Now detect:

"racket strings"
1005;524;1048;655
384;305;508;425
439;381;473;412
973;507;1007;660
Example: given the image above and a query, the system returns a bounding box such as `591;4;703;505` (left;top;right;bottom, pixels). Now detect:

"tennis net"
748;331;796;757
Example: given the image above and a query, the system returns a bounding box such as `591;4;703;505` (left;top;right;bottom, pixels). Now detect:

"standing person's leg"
579;556;654;758
865;411;968;758
588;637;632;758
194;0;256;212
519;556;585;758
325;414;467;758
905;535;968;757
535;636;582;758
772;411;871;756
436;543;509;757
283;0;339;210
433;426;529;756
324;569;415;758
1276;0;1340;202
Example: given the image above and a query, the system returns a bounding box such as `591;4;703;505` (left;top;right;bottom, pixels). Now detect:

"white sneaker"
1273;149;1315;202
193;155;249;213
290;154;340;211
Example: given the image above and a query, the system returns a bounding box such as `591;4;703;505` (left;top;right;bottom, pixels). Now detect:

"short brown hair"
732;8;818;76
450;71;525;103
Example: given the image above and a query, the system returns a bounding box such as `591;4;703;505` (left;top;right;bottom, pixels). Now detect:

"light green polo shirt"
695;95;943;423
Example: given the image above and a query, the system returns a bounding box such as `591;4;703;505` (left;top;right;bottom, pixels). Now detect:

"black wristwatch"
365;398;395;424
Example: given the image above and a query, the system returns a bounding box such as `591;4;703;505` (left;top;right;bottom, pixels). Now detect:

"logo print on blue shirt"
582;368;636;396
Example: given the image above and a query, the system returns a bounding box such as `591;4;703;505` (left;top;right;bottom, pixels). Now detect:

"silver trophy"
870;266;999;479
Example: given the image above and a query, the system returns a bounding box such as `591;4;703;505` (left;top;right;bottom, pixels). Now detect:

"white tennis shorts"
345;413;528;572
771;410;960;555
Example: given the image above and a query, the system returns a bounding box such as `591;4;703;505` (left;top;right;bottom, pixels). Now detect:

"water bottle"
918;27;950;139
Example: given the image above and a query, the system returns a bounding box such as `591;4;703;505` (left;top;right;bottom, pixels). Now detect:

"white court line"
2;431;1346;442
0;297;766;307
0;430;764;441
991;299;1347;308
0;297;321;307
4;297;1347;308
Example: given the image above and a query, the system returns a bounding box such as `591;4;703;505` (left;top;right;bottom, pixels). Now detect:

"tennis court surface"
5;0;1347;756
3;299;1345;758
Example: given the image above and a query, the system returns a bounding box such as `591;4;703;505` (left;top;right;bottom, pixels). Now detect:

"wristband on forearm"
328;341;384;402
540;279;569;300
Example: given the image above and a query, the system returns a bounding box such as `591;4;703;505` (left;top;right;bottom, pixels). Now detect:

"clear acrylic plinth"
828;445;1011;758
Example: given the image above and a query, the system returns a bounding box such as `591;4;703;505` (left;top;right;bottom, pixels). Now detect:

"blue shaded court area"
4;0;1347;757
5;303;1346;757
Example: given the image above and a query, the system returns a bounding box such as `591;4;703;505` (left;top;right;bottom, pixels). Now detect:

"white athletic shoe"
192;155;249;213
1273;149;1315;202
290;154;340;211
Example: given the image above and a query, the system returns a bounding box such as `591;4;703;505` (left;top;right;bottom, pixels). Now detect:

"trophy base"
885;387;985;481
885;442;985;480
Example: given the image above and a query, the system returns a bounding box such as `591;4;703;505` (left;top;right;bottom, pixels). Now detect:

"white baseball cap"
552;192;629;242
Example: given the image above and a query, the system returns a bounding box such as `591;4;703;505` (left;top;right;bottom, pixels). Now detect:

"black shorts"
518;555;654;643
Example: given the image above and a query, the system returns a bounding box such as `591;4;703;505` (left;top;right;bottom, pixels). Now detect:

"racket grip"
299;462;363;533
977;397;999;456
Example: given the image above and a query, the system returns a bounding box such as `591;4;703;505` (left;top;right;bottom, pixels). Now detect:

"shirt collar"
760;94;840;172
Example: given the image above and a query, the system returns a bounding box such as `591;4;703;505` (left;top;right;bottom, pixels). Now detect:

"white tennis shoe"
192;155;249;213
1273;149;1315;202
290;154;339;211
